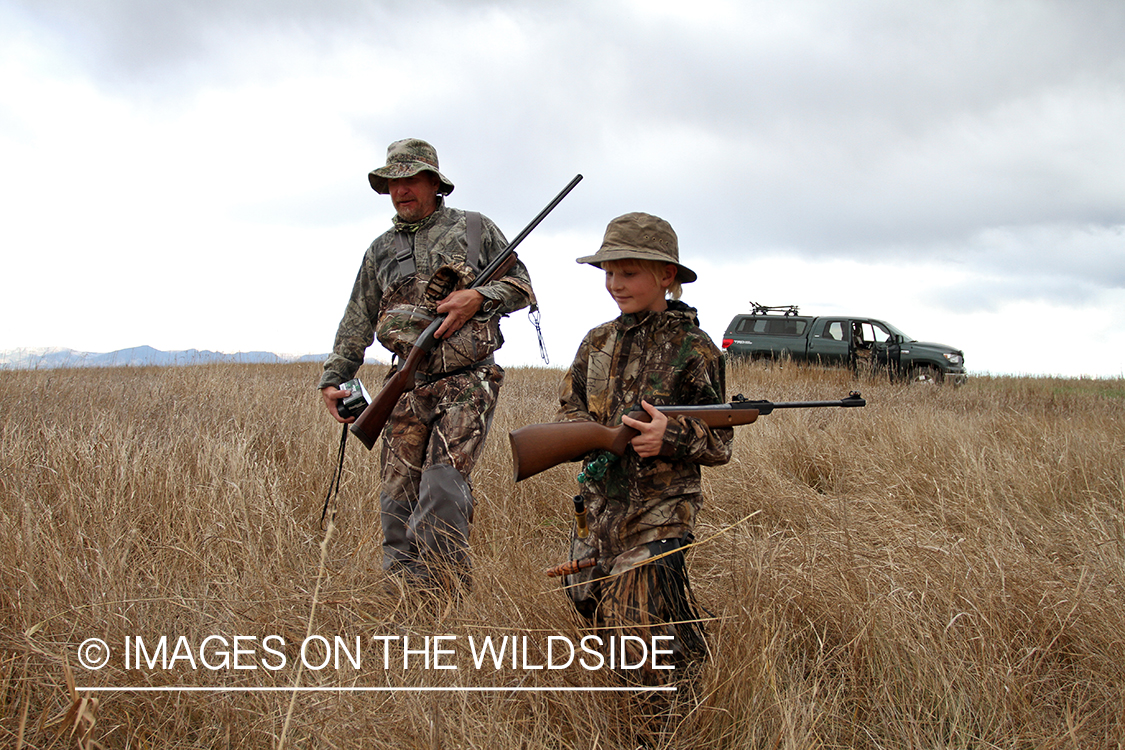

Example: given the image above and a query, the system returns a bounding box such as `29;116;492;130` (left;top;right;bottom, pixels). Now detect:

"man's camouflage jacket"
319;201;534;389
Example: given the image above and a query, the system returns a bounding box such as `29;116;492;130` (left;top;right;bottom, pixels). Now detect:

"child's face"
603;259;676;314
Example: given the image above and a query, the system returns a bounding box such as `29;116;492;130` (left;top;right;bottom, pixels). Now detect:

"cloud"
2;0;1124;375
6;1;368;88
929;275;1102;316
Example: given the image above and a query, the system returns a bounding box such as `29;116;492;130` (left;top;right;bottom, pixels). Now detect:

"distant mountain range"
0;346;382;370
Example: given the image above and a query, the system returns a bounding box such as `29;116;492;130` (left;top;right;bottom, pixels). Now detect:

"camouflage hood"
616;300;700;332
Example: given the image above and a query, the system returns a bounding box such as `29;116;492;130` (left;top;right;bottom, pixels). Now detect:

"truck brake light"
721;338;732;349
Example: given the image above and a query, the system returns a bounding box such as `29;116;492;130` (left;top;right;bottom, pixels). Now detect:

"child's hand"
623;400;668;458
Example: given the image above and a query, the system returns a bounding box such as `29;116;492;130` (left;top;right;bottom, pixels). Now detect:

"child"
556;212;733;684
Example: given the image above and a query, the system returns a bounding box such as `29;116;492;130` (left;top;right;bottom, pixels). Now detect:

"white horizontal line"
75;686;675;693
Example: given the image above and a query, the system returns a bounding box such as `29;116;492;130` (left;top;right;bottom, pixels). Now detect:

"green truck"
721;304;968;384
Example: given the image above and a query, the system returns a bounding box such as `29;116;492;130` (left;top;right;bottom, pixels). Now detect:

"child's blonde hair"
602;258;683;300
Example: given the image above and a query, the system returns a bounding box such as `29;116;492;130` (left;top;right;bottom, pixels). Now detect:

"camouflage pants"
378;363;503;584
566;535;708;685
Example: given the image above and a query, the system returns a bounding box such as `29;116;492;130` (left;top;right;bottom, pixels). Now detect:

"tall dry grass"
1;360;1123;748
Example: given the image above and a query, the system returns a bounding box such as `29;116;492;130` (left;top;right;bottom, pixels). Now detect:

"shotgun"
508;392;866;482
349;174;583;450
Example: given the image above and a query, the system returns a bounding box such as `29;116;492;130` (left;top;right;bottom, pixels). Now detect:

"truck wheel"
913;365;944;384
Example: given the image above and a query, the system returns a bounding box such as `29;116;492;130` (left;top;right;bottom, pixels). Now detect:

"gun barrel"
738;392;866;415
482;175;582;279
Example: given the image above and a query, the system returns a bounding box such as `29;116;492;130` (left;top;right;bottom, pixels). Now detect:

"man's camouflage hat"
577;212;697;283
368;138;455;196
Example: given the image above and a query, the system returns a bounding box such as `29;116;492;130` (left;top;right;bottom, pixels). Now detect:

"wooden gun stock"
349;324;439;450
508;392;865;482
348;174;582;450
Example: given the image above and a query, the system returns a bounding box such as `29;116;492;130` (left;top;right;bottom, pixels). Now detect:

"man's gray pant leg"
413;464;474;576
380;491;418;574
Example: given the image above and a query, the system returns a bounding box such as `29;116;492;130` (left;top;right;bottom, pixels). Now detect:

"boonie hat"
368;138;455;196
577;212;696;283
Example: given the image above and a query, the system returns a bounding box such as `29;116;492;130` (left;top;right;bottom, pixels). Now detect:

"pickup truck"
722;305;968;384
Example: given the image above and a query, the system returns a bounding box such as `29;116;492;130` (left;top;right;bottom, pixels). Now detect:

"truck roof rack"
749;302;801;317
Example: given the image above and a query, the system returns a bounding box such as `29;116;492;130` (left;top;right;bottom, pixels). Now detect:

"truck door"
867;320;902;374
850;320;873;372
807;319;850;364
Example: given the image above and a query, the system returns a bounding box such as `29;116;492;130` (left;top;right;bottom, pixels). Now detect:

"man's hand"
622;400;668;458
321;385;355;424
434;289;485;339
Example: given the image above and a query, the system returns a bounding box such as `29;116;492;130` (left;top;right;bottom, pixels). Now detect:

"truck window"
855;322;892;345
822;321;846;341
870;322;893;343
736;317;808;336
765;319;806;336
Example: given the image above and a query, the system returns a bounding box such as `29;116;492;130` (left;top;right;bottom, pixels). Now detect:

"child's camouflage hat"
577;212;697;283
368;138;455;196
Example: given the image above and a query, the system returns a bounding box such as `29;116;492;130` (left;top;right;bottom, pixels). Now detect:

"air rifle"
349;174;584;450
508;392;866;482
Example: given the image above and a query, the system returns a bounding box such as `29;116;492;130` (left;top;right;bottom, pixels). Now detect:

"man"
319;138;535;592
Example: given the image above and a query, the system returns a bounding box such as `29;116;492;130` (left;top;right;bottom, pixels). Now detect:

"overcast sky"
2;0;1123;377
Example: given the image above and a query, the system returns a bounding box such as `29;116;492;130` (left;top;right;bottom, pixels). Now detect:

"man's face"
388;172;441;223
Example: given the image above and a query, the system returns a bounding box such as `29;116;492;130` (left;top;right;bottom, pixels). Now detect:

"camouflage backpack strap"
393;231;415;278
465;211;482;270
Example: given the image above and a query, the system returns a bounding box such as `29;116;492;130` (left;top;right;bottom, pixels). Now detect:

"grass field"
2;360;1123;748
